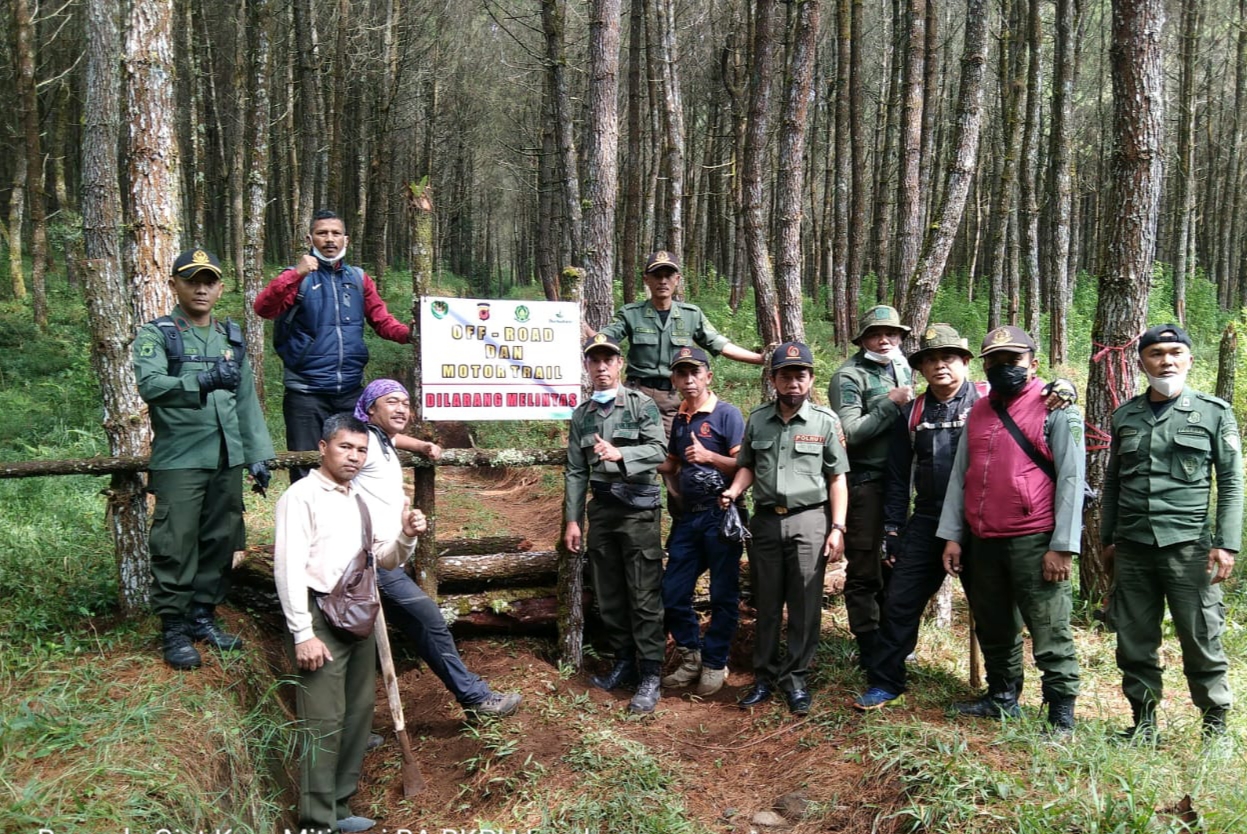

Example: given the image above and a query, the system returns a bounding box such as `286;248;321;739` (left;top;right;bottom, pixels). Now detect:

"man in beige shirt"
274;413;425;834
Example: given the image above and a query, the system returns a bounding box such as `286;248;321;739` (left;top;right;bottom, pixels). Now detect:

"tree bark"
242;0;273;409
620;0;645;303
1170;0;1200;326
1082;0;1166;603
741;0;781;347
1046;0;1081;365
654;0;685;259
984;0;1025;332
542;0;585;273
581;0;623;330
1019;0;1043;336
293;0;325;226
892;0;926;312
13;0;49;328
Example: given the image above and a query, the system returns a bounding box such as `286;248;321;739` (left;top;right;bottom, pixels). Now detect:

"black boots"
188;603;244;651
629;660;662;714
1117;701;1158;744
1045;698;1076;735
161;616;202;670
1202;707;1228;740
954;681;1022;719
591;656;640;691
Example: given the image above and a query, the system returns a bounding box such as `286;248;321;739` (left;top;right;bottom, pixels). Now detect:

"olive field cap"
770;341;815;372
852;304;911;345
171;249;223;281
979;325;1039;357
670;346;711;369
1137;323;1192;354
583;333;623;357
908;323;974;369
643;250;681;275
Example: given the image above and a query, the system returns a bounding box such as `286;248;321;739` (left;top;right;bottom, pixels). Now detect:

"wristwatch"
830;522;847;533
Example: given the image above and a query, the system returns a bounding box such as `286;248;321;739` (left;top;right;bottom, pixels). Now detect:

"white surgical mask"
591;388;618;405
312;246;347;265
863;349;896;365
1146;372;1187;399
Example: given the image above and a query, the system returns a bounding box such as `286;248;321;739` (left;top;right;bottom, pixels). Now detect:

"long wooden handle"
374;604;406;733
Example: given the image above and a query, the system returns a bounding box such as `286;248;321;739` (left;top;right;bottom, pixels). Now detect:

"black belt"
849;471;882;487
627;376;673;392
755;501;827;517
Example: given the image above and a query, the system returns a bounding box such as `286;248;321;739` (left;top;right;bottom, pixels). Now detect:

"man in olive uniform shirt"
134;249;274;669
595;251;765;434
828;305;914;670
565;334;669;714
722;341;850;715
1102;323;1243;741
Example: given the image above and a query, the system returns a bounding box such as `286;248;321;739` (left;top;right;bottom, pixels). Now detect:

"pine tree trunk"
620;0;644;304
582;0;622;330
1170;0;1201;325
985;1;1025;332
85;0;152;614
892;0;926;312
1019;0;1042;336
775;0;818;343
742;0;781;346
654;0;685;259
1046;0;1080;365
542;0;585;272
228;0;249;284
13;0;48;327
293;0;324;226
1082;0;1166;603
243;0;273;410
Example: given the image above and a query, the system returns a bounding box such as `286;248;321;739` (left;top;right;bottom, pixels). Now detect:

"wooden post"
557;265;586;669
1216;322;1238;404
408;180;439;599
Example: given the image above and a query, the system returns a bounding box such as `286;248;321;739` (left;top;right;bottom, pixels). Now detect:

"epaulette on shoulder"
1193;390;1232;409
808;403;837;418
747;402;773;415
676;300;702;311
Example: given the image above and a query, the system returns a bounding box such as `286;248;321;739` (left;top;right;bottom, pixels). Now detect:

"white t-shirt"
353;426;405;540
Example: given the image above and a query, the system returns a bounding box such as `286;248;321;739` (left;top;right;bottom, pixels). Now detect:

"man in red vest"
937;325;1086;734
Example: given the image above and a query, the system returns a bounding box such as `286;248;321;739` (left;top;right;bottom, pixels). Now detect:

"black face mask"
778;393;807;409
986;363;1029;397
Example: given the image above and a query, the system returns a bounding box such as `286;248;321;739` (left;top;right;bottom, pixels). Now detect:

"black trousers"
282;387;363;482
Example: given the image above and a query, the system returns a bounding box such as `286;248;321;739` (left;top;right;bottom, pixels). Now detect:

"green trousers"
1112;538;1231;712
290;597;377;833
148;465;244;618
749;508;828;693
586;494;666;663
964;531;1080;701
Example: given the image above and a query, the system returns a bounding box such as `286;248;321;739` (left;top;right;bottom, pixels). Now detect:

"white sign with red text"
419;296;582;420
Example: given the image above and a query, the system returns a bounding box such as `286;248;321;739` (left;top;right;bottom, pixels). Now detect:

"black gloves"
248;461;271;497
883;532;903;564
197;359;242;395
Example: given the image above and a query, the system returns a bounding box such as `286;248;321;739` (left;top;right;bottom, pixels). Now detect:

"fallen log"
437;536;532;557
437;549;556;587
438;587;585;629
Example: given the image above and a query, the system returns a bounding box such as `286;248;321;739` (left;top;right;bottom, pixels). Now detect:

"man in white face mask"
1102;323;1243;742
828;304;914;671
255;209;416;482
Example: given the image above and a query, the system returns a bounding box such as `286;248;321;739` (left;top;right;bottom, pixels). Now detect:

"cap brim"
177;265;222;280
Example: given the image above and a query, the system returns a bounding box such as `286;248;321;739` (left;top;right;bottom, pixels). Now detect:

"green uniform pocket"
1171;431;1211;482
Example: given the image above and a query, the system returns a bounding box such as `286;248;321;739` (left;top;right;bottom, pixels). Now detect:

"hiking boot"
1202;707;1228;740
188;604;243;651
1115;701;1158;745
591;657;639;691
853;686;903;712
629;661;662;714
694;666;727;696
1045;698;1076;735
661;646;702;688
953;690;1021;719
465;691;522;719
336;815;376;833
161;616;202;670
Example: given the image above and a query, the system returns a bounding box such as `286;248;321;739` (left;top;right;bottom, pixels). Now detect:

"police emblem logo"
786;345;801;358
698;423;713;437
678;348;692;358
990;328;1011;345
477;302;491;321
593;333;608;345
192;249;210;265
925;328;937;340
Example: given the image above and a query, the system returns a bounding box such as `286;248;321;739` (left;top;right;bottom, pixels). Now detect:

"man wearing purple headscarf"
354;380;522;719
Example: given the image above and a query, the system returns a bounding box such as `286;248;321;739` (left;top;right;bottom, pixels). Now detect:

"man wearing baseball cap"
133;248;274;669
937;325;1085;733
594;251;765;435
656;347;747;696
828;304;915;672
721;342;850;715
564;334;669;714
1102;323;1242;741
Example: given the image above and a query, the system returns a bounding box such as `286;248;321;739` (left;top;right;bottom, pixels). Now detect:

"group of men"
134;230;1240;831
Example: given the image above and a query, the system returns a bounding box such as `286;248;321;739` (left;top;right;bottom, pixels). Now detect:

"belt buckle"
773;506;789;515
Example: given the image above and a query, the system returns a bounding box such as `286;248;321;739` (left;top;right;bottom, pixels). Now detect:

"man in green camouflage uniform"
134;249;274;669
828;305;914;670
565;334;669;714
1102;323;1243;741
722;341;850;715
596;251;765;434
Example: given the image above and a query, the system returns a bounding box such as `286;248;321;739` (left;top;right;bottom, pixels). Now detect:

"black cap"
1137;323;1192;354
643;250;681;275
172;249;222;281
670;346;710;369
770;341;815;372
583;333;623;357
979;325;1038;357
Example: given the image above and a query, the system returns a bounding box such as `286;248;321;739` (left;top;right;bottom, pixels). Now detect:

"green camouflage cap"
852;304;911;345
908;323;974;369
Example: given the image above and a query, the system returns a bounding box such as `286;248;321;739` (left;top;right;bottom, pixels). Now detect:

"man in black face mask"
936;325;1087;734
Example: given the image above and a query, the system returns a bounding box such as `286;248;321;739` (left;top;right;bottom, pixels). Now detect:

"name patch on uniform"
793;434;825;444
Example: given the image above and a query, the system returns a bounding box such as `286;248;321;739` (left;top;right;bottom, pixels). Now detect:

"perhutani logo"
430;300;449;319
514;305;530;322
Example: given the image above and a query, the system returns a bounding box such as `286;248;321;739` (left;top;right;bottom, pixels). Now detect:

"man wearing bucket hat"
721;342;850;715
937;325;1085;733
594;251;765;435
828;304;915;671
134;248;274;669
564;334;669;714
1102;323;1242;742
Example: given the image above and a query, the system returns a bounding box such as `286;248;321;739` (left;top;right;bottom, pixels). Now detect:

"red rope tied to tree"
1085;333;1142;451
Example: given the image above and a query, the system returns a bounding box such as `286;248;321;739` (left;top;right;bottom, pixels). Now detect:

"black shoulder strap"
990;399;1056;482
153;315;185;376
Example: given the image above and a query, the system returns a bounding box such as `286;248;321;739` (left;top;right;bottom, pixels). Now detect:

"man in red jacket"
937;325;1086;734
255;209;412;481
